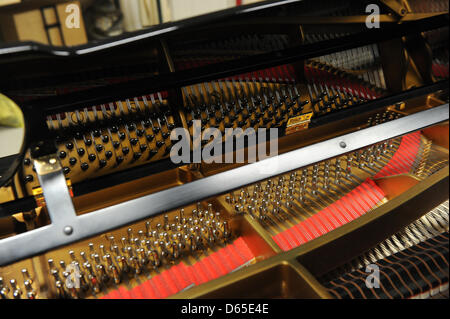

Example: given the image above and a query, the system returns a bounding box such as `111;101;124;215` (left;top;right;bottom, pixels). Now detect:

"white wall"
120;0;265;30
168;0;235;21
120;0;143;31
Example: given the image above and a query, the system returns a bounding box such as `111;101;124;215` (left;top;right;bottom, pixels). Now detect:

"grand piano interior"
0;0;448;299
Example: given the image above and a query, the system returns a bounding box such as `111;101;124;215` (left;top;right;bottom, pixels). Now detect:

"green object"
0;94;24;128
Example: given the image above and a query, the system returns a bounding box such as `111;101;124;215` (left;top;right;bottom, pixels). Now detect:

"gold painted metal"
381;0;408;17
173;257;331;299
73;166;193;215
285;112;313;135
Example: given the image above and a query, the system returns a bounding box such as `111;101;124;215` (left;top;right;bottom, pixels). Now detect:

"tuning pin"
10;279;21;299
96;264;109;283
382;141;388;154
0;287;9;299
92;254;101;266
163;215;170;231
144;240;153;252
188;235;196;252
368;152;374;167
99;245;107;256
59;260;66;270
119;256;130;274
24;280;36;299
0;277;9;299
132;237;142;249
51;269;61;282
120;237;128;251
145;221;152;236
298;186;305;203
323;175;329;190
179;209;187;224
136;230;144;241
80;251;88;263
47;259;55;270
105;236;115;250
55;281;66;298
67;157;77;167
13;290;22;299
208;228;216;244
234;204;243;214
136;248;147;266
126;246;134;260
84;263;100;293
108;262;121;285
21;269;32;284
336;158;342;169
346;155;353;173
88;243;95;257
127;228;134;244
111;245;120;258
167;241;178;260
173;215;182;226
223;221;231;239
131;256;141;275
335;170;341;184
149;250;160;268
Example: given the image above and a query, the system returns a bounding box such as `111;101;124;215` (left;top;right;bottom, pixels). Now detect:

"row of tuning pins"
305;64;375;116
47;203;231;298
0;269;35;299
37;94;174;178
305;34;385;89
201;34;290;52
175;34;289;58
367;110;403;127
353;139;400;175
183;75;307;136
226;140;399;223
315;40;377;75
304;36;386;115
226;155;358;223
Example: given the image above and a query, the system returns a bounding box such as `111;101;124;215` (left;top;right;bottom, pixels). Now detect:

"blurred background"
0;0;264;46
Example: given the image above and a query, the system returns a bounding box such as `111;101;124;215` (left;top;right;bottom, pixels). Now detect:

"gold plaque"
285;112;313;135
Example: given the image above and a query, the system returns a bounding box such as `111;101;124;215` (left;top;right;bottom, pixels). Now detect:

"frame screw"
339;141;347;149
63;226;73;235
